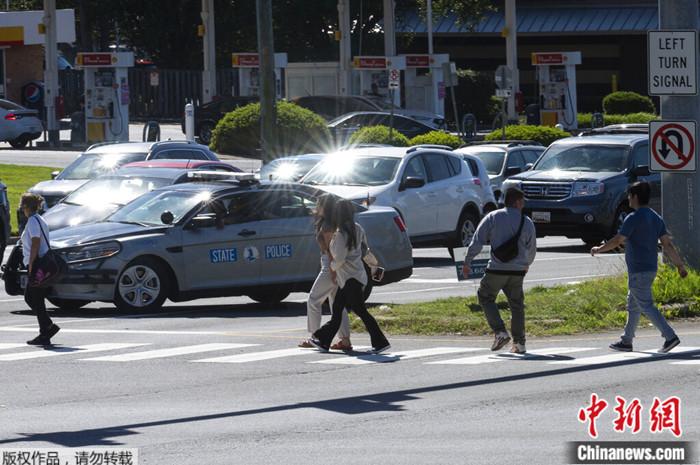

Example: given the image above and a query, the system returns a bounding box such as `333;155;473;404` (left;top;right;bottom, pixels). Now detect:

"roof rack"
85;140;123;152
186;170;258;185
153;139;202;146
578;128;649;136
406;144;455;153
460;140;544;148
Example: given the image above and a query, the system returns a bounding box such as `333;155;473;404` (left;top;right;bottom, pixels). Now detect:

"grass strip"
0;164;59;234
356;266;700;337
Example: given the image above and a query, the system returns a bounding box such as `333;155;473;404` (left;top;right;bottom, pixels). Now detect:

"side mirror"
631;165;651;177
51;170;60;179
187;214;215;230
160;210;174;225
524;163;534;171
399;176;426;191
504;166;523;177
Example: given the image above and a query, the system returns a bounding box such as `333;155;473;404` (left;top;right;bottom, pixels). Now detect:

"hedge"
210;101;330;157
409;131;464;149
602;91;656;115
484;125;570;146
348;125;410;147
578;112;657;127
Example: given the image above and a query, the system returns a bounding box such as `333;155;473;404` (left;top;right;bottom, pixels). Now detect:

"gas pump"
352;56;405;108
76;52;134;143
231;52;288;98
402;54;448;116
531;51;581;130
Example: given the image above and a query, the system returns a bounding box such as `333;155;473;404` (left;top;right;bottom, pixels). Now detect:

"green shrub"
409;131;464;149
348;125;410;147
484;125;570;146
578;112;657;127
602;91;656;114
210;101;330;157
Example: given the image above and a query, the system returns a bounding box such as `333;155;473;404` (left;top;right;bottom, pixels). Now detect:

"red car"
122;160;242;172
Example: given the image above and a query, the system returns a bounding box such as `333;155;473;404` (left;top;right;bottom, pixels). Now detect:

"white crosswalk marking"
194;347;313;363
0;343;26;350
426;347;596;365
0;343;149;361
548;346;700;365
310;347;485;365
82;343;258;362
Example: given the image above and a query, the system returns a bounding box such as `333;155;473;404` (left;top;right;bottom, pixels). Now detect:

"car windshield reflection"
108;190;209;226
63;176;170;207
301;156;399;186
534;145;628;172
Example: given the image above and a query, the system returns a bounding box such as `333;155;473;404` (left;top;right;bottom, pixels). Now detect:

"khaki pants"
477;272;526;344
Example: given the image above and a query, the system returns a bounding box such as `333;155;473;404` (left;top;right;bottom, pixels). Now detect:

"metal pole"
427;0;433;55
43;0;59;146
185;102;195;141
389;88;395;140
427;0;438;114
383;0;400;108
450;85;459;137
201;0;217;104
256;0;277;161
338;0;352;96
659;0;700;268
504;0;519;121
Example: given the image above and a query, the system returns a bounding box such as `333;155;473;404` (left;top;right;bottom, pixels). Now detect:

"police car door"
251;190;319;285
180;193;261;290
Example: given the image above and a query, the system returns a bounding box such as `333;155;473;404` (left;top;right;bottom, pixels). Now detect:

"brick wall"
5;44;43;103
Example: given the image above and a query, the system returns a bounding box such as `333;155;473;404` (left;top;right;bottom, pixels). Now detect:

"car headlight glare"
62;241;121;263
572;182;605;197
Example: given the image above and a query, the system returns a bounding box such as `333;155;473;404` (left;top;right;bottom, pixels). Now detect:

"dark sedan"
327;111;436;145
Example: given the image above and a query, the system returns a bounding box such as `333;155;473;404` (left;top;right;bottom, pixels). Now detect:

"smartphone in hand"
372;267;385;282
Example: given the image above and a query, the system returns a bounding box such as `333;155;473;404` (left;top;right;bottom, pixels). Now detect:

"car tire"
248;290;290;305
198;122;214;145
454;210;480;249
114;257;169;312
48;298;90;312
9;137;28;149
611;204;632;238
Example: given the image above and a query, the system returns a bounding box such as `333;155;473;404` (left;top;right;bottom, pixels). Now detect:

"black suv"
502;134;659;246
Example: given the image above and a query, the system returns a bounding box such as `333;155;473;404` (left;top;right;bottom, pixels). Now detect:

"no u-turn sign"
649;120;696;172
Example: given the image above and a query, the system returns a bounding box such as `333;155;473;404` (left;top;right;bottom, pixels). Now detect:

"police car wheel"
248;290;290;304
47;298;90;312
115;257;169;311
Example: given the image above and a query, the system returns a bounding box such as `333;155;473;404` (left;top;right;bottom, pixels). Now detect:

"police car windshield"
108;190;206;226
468;151;505;175
534;145;628;173
59;153;147;180
64;176;170;207
301;156;400;186
260;158;320;181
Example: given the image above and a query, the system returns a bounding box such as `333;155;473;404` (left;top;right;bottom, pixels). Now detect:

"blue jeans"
622;271;677;344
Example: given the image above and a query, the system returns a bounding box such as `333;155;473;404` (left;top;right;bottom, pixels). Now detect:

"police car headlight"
63;241;121;263
572;182;605;197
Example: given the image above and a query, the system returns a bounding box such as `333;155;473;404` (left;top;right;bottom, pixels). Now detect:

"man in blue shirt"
591;182;687;353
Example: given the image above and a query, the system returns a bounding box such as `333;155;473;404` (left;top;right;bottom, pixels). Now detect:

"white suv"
300;146;487;251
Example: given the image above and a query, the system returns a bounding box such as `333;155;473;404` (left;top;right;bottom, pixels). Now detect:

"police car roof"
553;134;648;146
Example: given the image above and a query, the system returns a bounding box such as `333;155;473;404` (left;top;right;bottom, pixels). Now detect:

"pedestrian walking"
310;199;390;354
591;181;686;353
462;187;537;354
298;194;353;350
20;193;60;345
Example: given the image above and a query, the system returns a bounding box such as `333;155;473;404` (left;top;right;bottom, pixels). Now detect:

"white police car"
2;176;413;312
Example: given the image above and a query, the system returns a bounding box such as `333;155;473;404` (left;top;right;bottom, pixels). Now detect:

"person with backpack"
591;181;686;353
310;199;390;354
20;193;60;346
462;187;537;354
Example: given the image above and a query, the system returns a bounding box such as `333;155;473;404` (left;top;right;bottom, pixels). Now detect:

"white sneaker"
510;343;526;354
491;331;511;351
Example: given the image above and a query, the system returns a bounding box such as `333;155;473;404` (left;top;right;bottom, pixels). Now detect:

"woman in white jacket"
310;199;390;354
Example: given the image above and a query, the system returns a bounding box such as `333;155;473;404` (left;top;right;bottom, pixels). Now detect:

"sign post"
655;0;700;269
388;69;399;141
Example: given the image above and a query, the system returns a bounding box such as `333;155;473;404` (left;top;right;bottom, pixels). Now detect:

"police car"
2;175;413;312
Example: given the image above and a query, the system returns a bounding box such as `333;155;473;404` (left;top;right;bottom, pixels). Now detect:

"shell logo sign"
0;26;24;46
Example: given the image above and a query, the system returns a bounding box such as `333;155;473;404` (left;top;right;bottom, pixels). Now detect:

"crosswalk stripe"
0;343;149;361
548;346;700;365
670;360;700;365
0;343;26;350
193;346;372;363
426;347;596;365
310;347;485;365
82;343;258;362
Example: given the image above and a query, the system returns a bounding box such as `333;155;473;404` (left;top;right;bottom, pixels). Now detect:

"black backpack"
492;214;525;263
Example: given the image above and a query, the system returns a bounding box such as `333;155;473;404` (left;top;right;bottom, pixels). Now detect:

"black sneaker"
26;335;51;346
308;337;329;353
609;340;633;352
43;324;60;340
659;336;680;354
372;343;391;354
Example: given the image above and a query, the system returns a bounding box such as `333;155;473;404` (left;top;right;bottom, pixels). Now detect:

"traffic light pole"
658;0;700;268
256;0;277;162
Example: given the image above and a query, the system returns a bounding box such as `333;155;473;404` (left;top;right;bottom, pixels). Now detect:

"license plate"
20;275;28;289
532;211;551;223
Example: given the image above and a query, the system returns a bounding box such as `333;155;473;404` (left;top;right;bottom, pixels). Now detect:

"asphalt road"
0;289;698;465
